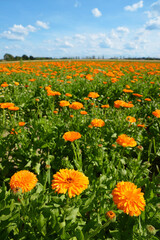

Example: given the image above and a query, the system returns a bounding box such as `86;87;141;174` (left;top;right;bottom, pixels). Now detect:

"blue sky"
0;0;160;58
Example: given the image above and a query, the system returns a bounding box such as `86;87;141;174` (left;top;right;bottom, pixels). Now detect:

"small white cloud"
0;30;25;40
92;8;102;17
117;26;130;33
124;1;143;12
10;24;36;35
99;38;112;48
145;16;160;30
36;20;49;29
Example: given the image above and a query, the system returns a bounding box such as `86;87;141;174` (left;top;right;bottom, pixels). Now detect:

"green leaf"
75;226;84;240
65;207;79;222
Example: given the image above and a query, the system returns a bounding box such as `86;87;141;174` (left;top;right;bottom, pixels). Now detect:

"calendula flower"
10;170;38;193
19;122;25;126
88;92;99;98
80;111;88;115
59;100;70;107
14;82;19;86
65;93;72;97
126;116;136;123
145;98;151;101
47;90;61;96
91;119;105;127
69;102;83;110
123;89;133;93
51;169;89;198
116;134;137;147
132;93;143;97
8;106;19;111
112;181;145;216
63;131;81;142
152;109;160;118
1;103;15;109
1;82;9;87
106;211;116;221
101;104;110;108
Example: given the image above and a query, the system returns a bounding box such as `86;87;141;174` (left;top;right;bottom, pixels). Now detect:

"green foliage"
0;60;160;239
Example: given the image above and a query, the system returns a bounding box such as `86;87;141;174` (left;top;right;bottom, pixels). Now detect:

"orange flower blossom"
10;170;38;193
116;134;137;147
112;181;145;216
51;169;89;198
63;131;81;142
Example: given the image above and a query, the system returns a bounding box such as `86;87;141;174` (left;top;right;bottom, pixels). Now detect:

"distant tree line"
1;53;160;61
3;53;53;61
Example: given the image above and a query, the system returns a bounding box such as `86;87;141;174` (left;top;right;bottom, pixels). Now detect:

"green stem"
71;142;82;171
87;219;111;239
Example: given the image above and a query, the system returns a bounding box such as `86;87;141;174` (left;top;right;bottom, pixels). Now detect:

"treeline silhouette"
1;53;160;61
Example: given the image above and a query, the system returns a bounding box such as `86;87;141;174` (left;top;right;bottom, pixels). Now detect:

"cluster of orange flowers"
152;109;160;118
69;102;84;110
9;170;146;215
114;100;134;108
0;102;19;111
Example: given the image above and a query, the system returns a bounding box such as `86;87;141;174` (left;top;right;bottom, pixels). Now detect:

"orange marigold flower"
126;85;130;88
137;124;146;128
14;82;19;86
53;110;58;114
116;134;137;147
126;116;136;123
114;100;134;108
112;181;145;216
1;82;9;87
88;92;99;98
65;93;72;97
69;102;83;110
123;89;133;93
19;122;25;126
8;106;19;111
132;93;143;97
80;111;88;115
101;104;110;108
106;211;116;220
63;131;81;142
9;170;38;193
51;169;89;198
91;119;105;127
145;98;151;101
1;103;15;109
84;97;89;100
59;100;70;107
152;109;160;118
47;90;61;96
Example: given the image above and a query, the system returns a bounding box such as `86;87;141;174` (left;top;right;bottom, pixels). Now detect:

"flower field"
0;60;160;239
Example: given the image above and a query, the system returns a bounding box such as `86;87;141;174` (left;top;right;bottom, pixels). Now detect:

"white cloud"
145;16;160;30
10;24;36;35
117;26;130;33
0;30;25;40
92;8;102;17
36;20;49;29
124;1;143;11
99;37;112;48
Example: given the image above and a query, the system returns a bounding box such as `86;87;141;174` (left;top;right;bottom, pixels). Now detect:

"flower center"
66;177;73;183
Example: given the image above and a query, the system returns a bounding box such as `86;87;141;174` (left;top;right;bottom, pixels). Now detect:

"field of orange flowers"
0;60;160;239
